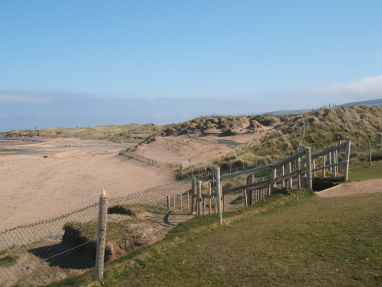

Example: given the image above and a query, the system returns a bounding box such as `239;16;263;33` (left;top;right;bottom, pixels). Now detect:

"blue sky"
1;1;382;130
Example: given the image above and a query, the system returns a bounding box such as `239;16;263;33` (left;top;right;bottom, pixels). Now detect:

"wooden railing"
165;141;352;215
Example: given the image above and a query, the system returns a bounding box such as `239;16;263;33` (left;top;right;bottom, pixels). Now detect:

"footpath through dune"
135;128;273;167
317;179;382;198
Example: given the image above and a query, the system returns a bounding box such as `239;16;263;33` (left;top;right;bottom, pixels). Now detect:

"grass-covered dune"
180;105;382;177
0;124;163;143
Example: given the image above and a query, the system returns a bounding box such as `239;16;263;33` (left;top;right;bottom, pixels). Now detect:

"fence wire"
0;179;194;287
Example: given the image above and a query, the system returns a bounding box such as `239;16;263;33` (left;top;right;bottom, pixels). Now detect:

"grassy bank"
349;158;382;182
98;192;382;286
49;189;315;287
47;159;382;287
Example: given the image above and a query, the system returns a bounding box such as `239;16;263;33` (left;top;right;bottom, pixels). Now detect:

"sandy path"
0;139;176;231
317;179;382;198
135;129;272;166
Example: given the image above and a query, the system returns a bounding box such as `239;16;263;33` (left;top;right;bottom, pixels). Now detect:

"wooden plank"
221;179;271;194
272;149;306;168
311;142;347;159
220;164;272;179
312;160;347;172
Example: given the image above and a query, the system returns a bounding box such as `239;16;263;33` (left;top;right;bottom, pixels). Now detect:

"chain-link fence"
0;178;195;287
0;202;100;286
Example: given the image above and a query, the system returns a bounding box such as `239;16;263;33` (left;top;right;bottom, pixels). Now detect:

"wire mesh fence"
0;203;100;286
0;179;195;287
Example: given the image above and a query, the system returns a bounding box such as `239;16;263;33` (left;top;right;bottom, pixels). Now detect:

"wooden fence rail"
124;151;182;171
166;141;352;219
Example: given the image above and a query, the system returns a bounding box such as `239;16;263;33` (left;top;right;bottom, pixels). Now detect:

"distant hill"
268;98;382;115
342;99;382;107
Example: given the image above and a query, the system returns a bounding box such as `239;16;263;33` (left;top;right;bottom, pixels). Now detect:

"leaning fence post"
95;188;108;279
344;141;352;181
215;168;223;225
305;147;312;189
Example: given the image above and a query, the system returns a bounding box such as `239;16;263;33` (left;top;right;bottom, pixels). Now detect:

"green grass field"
102;193;382;286
47;159;382;287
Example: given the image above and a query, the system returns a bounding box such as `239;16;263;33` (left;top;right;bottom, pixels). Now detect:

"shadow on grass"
29;243;96;270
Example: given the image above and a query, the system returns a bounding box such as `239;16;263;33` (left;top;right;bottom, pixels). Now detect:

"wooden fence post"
192;178;197;213
244;190;247;207
180;194;183;211
215;168;223;224
246;175;253;205
344;141;351;181
187;191;190;212
270;167;276;193
297;157;301;189
305;148;312;189
173;195;176;211
322;155;326;177
197;181;202;215
282;165;285;188
329;148;332;172
95;188;108;279
167;196;170;210
287;161;292;188
209;182;212;214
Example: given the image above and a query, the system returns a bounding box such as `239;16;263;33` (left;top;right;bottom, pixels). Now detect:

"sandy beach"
0;138;176;231
0;131;269;231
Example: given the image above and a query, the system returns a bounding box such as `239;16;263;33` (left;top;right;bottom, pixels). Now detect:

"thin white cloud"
311;75;382;98
0;89;50;105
